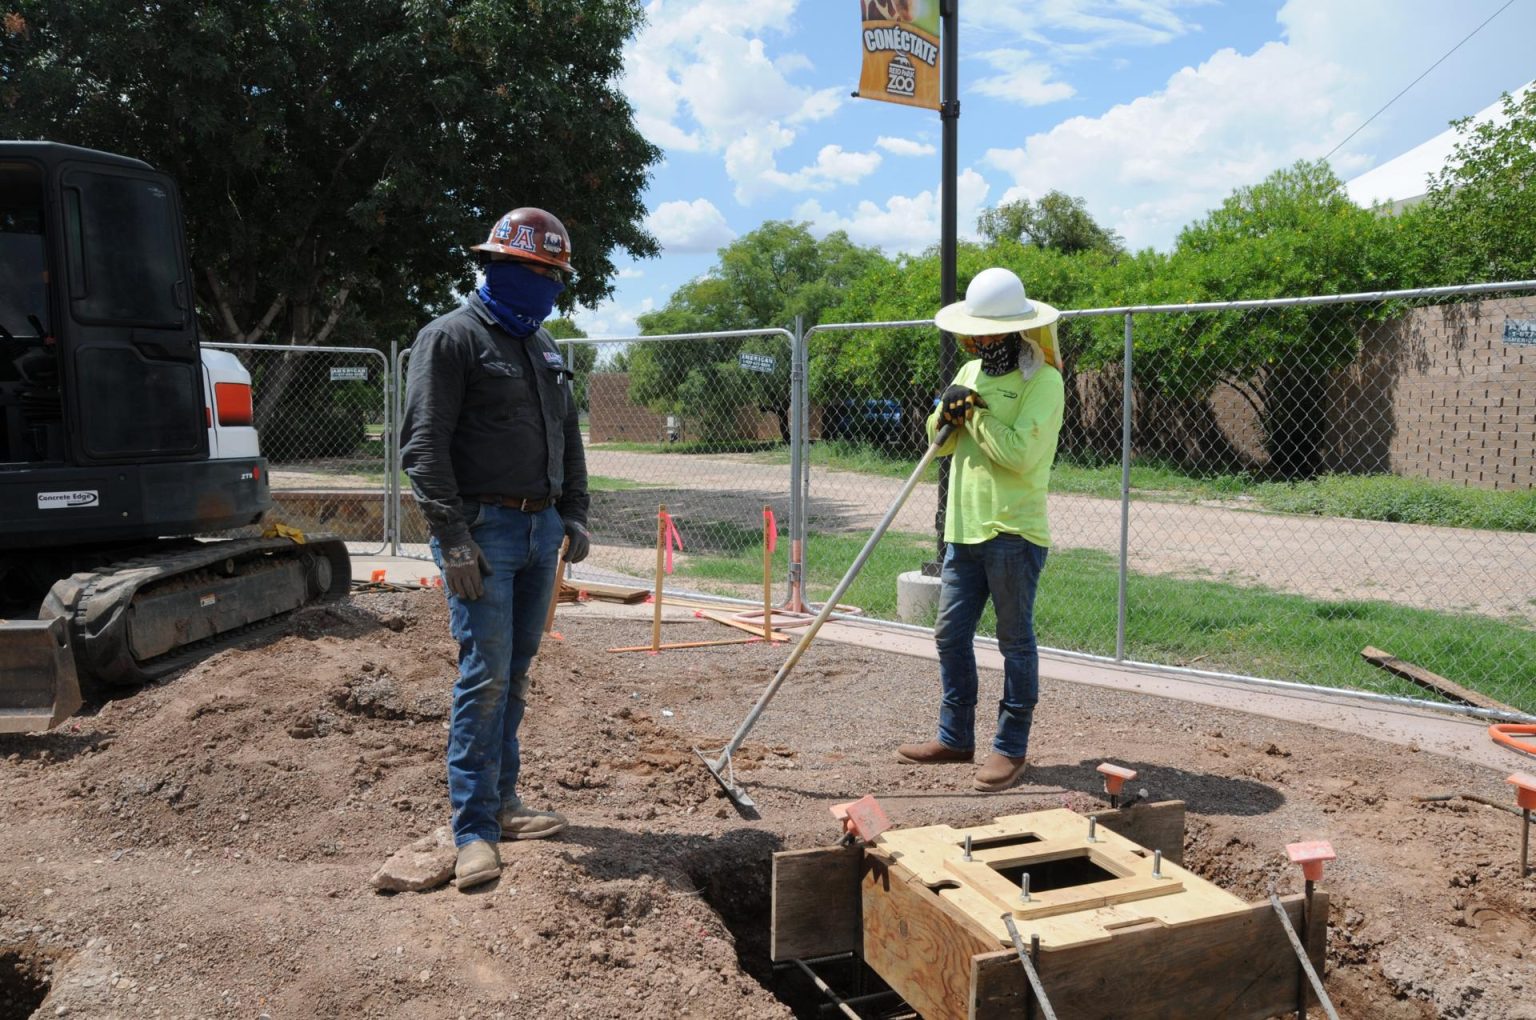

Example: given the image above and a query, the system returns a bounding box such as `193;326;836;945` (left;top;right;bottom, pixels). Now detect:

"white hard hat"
934;267;1061;337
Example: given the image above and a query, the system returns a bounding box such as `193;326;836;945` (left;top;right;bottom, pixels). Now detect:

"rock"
370;827;456;893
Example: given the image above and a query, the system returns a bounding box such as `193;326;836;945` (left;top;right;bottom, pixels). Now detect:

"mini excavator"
0;142;350;732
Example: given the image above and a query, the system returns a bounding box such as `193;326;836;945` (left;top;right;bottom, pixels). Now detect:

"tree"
1110;160;1415;476
2;1;660;426
627;222;887;443
977;191;1124;255
545;317;596;413
1416;87;1536;284
817;239;1114;453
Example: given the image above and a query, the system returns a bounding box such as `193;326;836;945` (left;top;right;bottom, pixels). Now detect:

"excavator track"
41;536;352;690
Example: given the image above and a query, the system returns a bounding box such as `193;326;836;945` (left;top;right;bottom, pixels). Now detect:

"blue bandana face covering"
478;261;565;337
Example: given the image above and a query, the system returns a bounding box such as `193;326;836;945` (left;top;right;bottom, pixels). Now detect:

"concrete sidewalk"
348;553;1515;774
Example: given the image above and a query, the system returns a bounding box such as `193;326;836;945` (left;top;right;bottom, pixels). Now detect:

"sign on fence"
1503;319;1536;346
329;366;369;381
738;352;777;374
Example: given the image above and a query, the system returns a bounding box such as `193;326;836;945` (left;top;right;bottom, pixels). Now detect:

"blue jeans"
934;533;1048;759
431;504;562;847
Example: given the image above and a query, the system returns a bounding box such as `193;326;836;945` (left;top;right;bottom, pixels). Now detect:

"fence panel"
394;331;798;607
207;342;391;554
1112;288;1536;713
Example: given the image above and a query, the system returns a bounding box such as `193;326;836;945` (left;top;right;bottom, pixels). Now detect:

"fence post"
1116;312;1134;661
786;316;809;611
387;340;399;557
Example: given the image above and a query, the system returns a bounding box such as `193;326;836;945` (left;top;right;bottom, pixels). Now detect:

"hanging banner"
857;1;941;111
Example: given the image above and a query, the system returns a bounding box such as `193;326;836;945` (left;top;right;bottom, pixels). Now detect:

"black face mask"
978;333;1022;376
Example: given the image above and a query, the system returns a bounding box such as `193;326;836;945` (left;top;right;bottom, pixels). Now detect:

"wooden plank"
862;855;992;1020
694;608;791;642
606;637;759;653
770;844;862;961
971;892;1330;1020
1095;800;1186;866
1361;645;1517;713
874;807;1238;949
572;580;652;604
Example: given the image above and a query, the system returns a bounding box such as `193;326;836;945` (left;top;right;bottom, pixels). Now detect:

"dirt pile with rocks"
0;590;1531;1018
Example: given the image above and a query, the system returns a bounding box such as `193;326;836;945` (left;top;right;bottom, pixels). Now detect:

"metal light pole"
926;0;960;575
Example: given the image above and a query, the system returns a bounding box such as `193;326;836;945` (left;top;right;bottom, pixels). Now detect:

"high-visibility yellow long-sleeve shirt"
925;356;1064;547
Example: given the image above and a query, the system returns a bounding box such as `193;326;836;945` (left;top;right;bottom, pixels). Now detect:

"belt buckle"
518;497;531;512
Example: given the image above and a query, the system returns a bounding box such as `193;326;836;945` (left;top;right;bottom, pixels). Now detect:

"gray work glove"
441;538;492;600
563;520;591;564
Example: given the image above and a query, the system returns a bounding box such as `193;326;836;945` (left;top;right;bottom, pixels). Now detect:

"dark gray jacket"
400;295;589;549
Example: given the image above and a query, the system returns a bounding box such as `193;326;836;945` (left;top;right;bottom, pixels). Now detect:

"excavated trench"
0;941;52;1020
687;850;908;1019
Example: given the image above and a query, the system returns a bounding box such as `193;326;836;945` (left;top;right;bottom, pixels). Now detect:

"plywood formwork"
771;802;1329;1020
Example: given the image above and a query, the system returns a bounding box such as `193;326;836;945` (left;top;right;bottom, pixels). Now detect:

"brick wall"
1072;297;1535;490
586;372;785;444
587;373;671;444
1321;297;1534;490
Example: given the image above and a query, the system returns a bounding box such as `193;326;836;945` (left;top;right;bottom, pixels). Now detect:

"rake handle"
710;424;954;774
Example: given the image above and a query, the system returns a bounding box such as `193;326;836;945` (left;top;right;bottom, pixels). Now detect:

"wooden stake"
607;637;759;653
544;536;570;635
652;503;667;652
762;504;773;641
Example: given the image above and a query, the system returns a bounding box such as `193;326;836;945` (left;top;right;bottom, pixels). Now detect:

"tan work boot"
455;839;501;891
973;753;1029;792
896;740;974;765
498;803;567;841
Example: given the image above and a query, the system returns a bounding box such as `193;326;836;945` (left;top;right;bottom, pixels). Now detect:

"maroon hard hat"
470;207;574;276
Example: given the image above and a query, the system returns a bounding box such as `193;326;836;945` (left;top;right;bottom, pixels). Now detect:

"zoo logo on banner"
857;0;941;111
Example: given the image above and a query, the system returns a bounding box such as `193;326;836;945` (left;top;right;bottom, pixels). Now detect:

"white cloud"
645;198;737;254
974;48;1077;106
571;295;657;341
877;135;937;157
622;0;847;198
794;168;992;253
617;267;646;280
728;137;884;202
976;0;1536;251
963;0;1211;102
973;0;1211;53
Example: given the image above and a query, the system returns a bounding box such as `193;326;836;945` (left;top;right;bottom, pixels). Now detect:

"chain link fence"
392;330;797;602
804;283;1535;715
370;282;1534;716
208;342;391;554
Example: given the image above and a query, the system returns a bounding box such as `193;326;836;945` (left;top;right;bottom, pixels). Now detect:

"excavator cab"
0;142;348;732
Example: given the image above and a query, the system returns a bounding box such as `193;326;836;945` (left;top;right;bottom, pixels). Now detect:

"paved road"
583;446;1536;623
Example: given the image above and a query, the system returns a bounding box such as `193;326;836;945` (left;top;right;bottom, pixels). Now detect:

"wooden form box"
772;802;1328;1020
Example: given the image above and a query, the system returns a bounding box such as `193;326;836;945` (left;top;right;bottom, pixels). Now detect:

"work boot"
896;740;974;765
455;839;501;891
498;803;567;841
973;753;1029;792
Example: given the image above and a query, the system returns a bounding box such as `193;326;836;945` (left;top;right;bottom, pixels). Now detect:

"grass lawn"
681;529;1536;713
594;437;1536;534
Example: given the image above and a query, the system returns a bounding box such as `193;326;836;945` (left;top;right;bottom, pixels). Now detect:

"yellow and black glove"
939;384;987;427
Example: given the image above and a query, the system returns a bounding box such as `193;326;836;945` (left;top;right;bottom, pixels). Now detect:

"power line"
1320;0;1516;164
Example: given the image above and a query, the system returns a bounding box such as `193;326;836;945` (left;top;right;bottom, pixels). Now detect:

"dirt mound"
0;590;1531;1018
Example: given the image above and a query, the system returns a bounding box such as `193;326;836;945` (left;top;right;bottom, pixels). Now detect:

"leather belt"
470;494;555;512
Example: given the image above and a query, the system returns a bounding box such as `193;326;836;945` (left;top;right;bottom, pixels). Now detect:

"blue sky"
570;0;1536;338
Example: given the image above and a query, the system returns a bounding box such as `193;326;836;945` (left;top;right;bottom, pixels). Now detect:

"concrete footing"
896;570;942;624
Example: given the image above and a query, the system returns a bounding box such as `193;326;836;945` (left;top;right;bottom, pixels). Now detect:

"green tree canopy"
626;222;888;442
1;1;660;355
1416;87;1536;284
976;191;1125;256
1106;160;1417;476
545;317;596;412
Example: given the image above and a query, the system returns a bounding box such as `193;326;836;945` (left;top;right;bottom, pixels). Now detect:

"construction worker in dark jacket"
401;207;591;891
